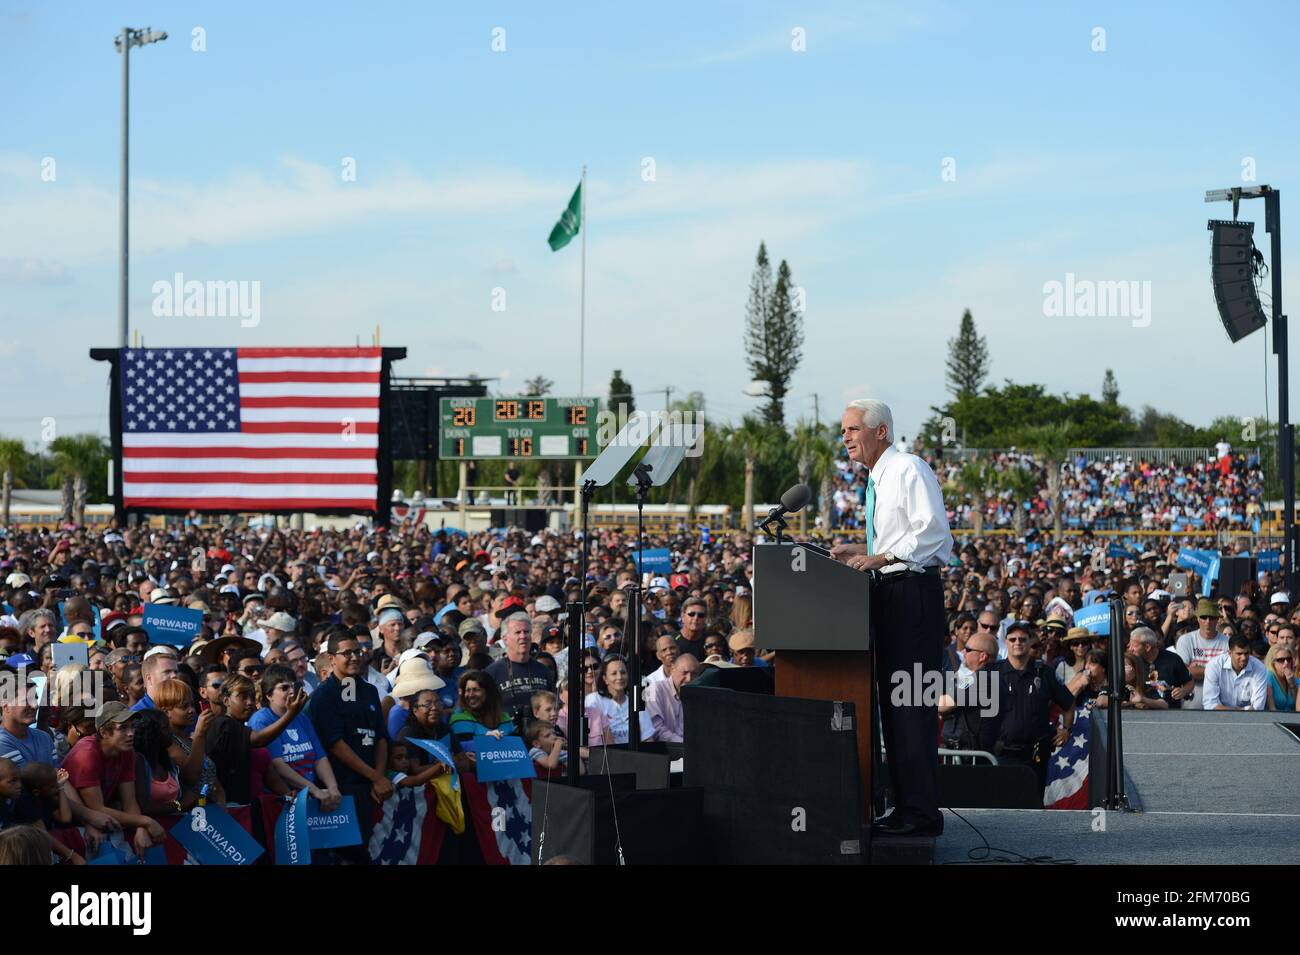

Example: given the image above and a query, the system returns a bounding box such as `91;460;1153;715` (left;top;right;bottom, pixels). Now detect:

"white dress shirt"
642;664;671;688
1201;654;1269;710
866;444;954;572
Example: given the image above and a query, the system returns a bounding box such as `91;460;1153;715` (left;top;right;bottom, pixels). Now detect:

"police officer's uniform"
979;657;1075;798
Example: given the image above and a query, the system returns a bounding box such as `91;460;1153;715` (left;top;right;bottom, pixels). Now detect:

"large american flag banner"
119;347;382;512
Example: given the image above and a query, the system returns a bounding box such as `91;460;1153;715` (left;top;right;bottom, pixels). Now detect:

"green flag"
547;181;582;251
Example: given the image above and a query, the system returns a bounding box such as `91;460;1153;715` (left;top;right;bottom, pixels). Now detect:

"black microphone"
755;484;812;528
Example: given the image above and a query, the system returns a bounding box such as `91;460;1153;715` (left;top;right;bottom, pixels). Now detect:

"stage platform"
932;710;1300;865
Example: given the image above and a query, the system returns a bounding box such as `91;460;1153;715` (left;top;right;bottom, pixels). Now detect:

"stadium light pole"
115;27;168;348
1205;185;1290;589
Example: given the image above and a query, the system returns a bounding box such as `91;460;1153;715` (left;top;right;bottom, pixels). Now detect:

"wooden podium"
753;540;873;820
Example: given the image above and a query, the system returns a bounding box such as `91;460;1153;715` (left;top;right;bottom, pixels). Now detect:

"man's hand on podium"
830;542;867;561
844;553;892;572
831;543;891;572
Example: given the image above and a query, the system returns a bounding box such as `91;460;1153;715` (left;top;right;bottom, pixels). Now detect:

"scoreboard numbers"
440;397;597;460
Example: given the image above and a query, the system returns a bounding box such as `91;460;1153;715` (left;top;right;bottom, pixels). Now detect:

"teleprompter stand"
564;411;702;781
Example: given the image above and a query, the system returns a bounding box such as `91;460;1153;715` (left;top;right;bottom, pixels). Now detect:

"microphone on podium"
755;483;812;530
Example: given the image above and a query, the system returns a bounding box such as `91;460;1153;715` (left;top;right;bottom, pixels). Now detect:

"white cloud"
670;3;953;68
0;256;72;285
0;154;569;266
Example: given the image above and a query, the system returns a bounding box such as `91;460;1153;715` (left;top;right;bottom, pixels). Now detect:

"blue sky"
3;0;1299;448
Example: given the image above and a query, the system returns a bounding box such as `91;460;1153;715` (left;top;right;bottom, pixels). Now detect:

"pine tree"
945;308;989;399
744;244;804;426
523;375;554;396
1102;369;1119;406
608;369;635;419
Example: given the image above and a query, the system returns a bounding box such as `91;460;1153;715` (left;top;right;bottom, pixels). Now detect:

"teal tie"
864;474;876;555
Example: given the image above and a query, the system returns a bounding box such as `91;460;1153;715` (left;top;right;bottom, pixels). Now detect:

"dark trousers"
331;783;377;865
996;738;1051;804
872;572;944;829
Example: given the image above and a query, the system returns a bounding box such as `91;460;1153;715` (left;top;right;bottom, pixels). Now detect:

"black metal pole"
565;480;596;785
627;465;652;749
89;348;126;525
563;600;582;786
376;347;407;527
1106;596;1128;810
1267;190;1292;593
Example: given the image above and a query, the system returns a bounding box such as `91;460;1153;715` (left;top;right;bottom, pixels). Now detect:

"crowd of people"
0;504;1294;864
830;440;1266;533
936;538;1299;794
0;519;764;865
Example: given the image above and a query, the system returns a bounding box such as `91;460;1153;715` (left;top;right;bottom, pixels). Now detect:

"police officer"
980;621;1075;798
939;632;998;751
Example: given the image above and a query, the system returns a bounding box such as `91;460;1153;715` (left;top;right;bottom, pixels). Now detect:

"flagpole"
579;165;587;396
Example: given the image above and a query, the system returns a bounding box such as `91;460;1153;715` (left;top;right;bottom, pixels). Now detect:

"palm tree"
49;434;107;526
947;459;995;535
0;438;28;528
1018;423;1074;536
998;462;1041;537
666;393;708;519
724;416;777;529
791;420;837;535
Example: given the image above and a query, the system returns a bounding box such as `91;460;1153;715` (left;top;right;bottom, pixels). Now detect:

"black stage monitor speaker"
682;685;864;864
1217;555;1257;601
940;763;1043;809
388;389;434;459
531;781;705;865
587;747;672;790
1209;220;1266;342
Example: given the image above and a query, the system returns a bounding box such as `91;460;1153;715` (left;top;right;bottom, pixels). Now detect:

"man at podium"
832;399;953;837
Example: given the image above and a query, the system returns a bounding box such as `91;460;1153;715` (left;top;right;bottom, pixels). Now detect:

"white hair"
845;399;894;443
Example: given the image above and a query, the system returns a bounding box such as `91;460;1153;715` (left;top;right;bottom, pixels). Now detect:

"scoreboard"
439;396;599;460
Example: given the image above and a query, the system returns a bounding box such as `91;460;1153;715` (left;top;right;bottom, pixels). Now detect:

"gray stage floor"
934;711;1300;864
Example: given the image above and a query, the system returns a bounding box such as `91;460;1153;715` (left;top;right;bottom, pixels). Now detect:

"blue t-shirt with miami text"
248;708;325;784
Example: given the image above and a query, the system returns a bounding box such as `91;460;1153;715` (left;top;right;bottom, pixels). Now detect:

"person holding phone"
251;664;341;811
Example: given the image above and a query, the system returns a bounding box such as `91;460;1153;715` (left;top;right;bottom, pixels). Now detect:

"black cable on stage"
939;808;1077;866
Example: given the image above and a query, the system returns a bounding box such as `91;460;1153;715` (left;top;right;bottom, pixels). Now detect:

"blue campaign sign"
1256;550;1282;571
275;787;312;866
142;603;205;648
86;836;168;866
306;794;362;849
404;736;460;791
1107;544;1135;560
1175;548;1218;576
86;832;127;865
1202;557;1220;597
700;526;712;546
471;733;536;782
1074;603;1111;637
631;548;671;575
171;804;263;865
